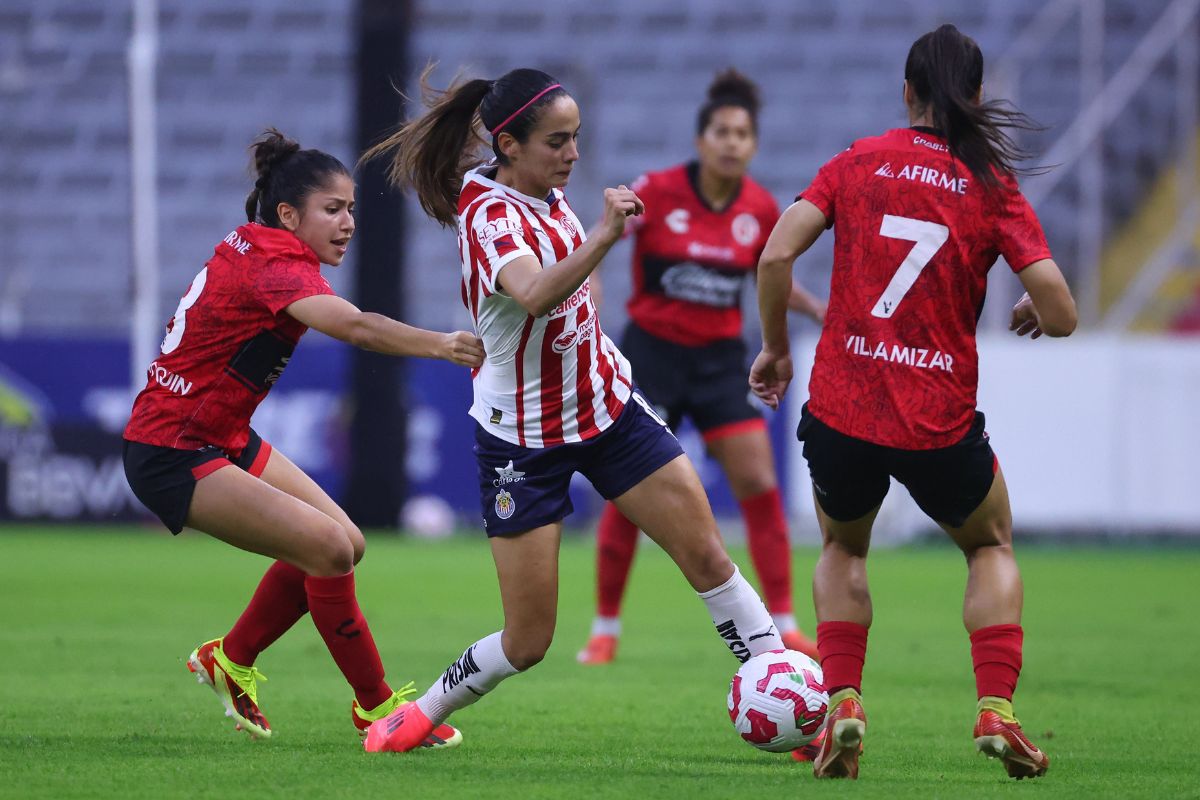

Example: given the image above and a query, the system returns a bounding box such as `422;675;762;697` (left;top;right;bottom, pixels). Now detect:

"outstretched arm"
286;294;484;367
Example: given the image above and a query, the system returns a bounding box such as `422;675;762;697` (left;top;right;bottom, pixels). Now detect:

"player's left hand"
1009;292;1044;339
441;331;485;367
749;349;793;410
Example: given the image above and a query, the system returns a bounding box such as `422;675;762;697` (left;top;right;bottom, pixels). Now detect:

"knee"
306;518;356;576
729;469;776;500
346;522;366;565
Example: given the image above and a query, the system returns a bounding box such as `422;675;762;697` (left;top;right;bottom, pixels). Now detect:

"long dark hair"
245;128;349;227
904;24;1043;186
361;65;567;227
697;68;761;135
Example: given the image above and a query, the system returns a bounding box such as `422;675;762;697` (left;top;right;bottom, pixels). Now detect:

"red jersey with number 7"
123;223;334;456
799;127;1051;450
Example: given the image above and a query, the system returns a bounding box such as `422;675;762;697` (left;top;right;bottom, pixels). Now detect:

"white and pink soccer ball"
727;649;829;752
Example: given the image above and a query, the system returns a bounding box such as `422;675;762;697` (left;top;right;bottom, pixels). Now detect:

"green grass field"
1;527;1198;799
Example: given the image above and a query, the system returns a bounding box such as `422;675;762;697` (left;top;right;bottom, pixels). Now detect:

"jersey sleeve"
797;153;842;226
993;183;1052;272
255;258;335;314
469;199;538;294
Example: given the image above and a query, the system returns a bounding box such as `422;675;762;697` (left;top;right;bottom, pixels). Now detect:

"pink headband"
489;84;562;136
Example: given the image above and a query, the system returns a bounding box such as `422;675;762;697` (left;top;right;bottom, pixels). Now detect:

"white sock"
772;612;799;635
415;631;519;725
591;616;621;637
698;565;783;661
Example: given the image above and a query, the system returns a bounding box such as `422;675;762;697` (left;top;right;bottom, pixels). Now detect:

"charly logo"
493;460;526;486
731;213;760;247
495;488;516;519
666;208;690;234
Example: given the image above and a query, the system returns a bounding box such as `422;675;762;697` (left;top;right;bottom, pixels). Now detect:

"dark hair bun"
706;68;760;116
250;128;301;182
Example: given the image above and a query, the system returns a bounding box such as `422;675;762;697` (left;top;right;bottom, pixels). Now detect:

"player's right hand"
441;331;485;367
598;185;644;242
749;349;793;411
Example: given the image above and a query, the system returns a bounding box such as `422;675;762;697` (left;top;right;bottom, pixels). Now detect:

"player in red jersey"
751;25;1077;780
359;67;788;754
122;129;482;745
578;70;824;667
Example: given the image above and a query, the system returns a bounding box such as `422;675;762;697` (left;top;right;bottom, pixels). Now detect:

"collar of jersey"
464;163;556;212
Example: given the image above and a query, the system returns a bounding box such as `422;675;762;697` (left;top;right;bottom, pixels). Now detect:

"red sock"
223;560;308;667
817;621;869;694
739;488;792;614
304;571;392;709
596;503;639;619
970;624;1023;700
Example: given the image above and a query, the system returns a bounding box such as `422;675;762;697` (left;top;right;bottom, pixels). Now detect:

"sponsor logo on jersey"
666;208;690;234
548;281;591;319
845;335;955;372
490;408;503;425
661;263;744;308
440;645;481;692
731;213;760;247
877;162;968;195
147;361;193;396
493;460;526;486
686;241;736;262
223;230;252;255
913;134;950;152
716;619;751;662
494;488;516;519
551;314;596;354
479;216;524;248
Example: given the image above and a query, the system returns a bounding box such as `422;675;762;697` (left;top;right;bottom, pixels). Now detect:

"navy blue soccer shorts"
474;393;685;536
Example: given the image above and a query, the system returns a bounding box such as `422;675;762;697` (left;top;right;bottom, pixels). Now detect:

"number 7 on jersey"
871;215;949;318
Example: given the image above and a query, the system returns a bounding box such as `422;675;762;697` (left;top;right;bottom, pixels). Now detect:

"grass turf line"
0;527;1197;799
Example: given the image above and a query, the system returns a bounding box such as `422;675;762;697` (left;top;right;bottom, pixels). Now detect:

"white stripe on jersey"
458;165;631;448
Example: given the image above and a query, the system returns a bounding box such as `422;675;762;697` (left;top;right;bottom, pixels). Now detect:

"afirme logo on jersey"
223;230;252;255
874;162;968;196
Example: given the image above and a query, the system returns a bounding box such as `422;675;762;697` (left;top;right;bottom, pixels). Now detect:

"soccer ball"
727;649;828;752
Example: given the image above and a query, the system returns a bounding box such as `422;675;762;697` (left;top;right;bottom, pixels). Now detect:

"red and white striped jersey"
457;166;633;448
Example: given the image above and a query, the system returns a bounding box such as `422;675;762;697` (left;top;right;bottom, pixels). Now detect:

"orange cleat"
352;686;462;749
791;724;827;763
576;634;618;665
186;638;271;739
974;703;1050;780
363;702;437;753
812;689;866;779
781;630;821;662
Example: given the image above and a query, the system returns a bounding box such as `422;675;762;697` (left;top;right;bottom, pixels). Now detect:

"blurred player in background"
578;69;824;667
360;67;790;754
122;129;480;745
751;24;1076;780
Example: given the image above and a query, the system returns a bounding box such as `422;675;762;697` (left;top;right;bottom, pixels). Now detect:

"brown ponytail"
904;24;1044;187
362;65;566;227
